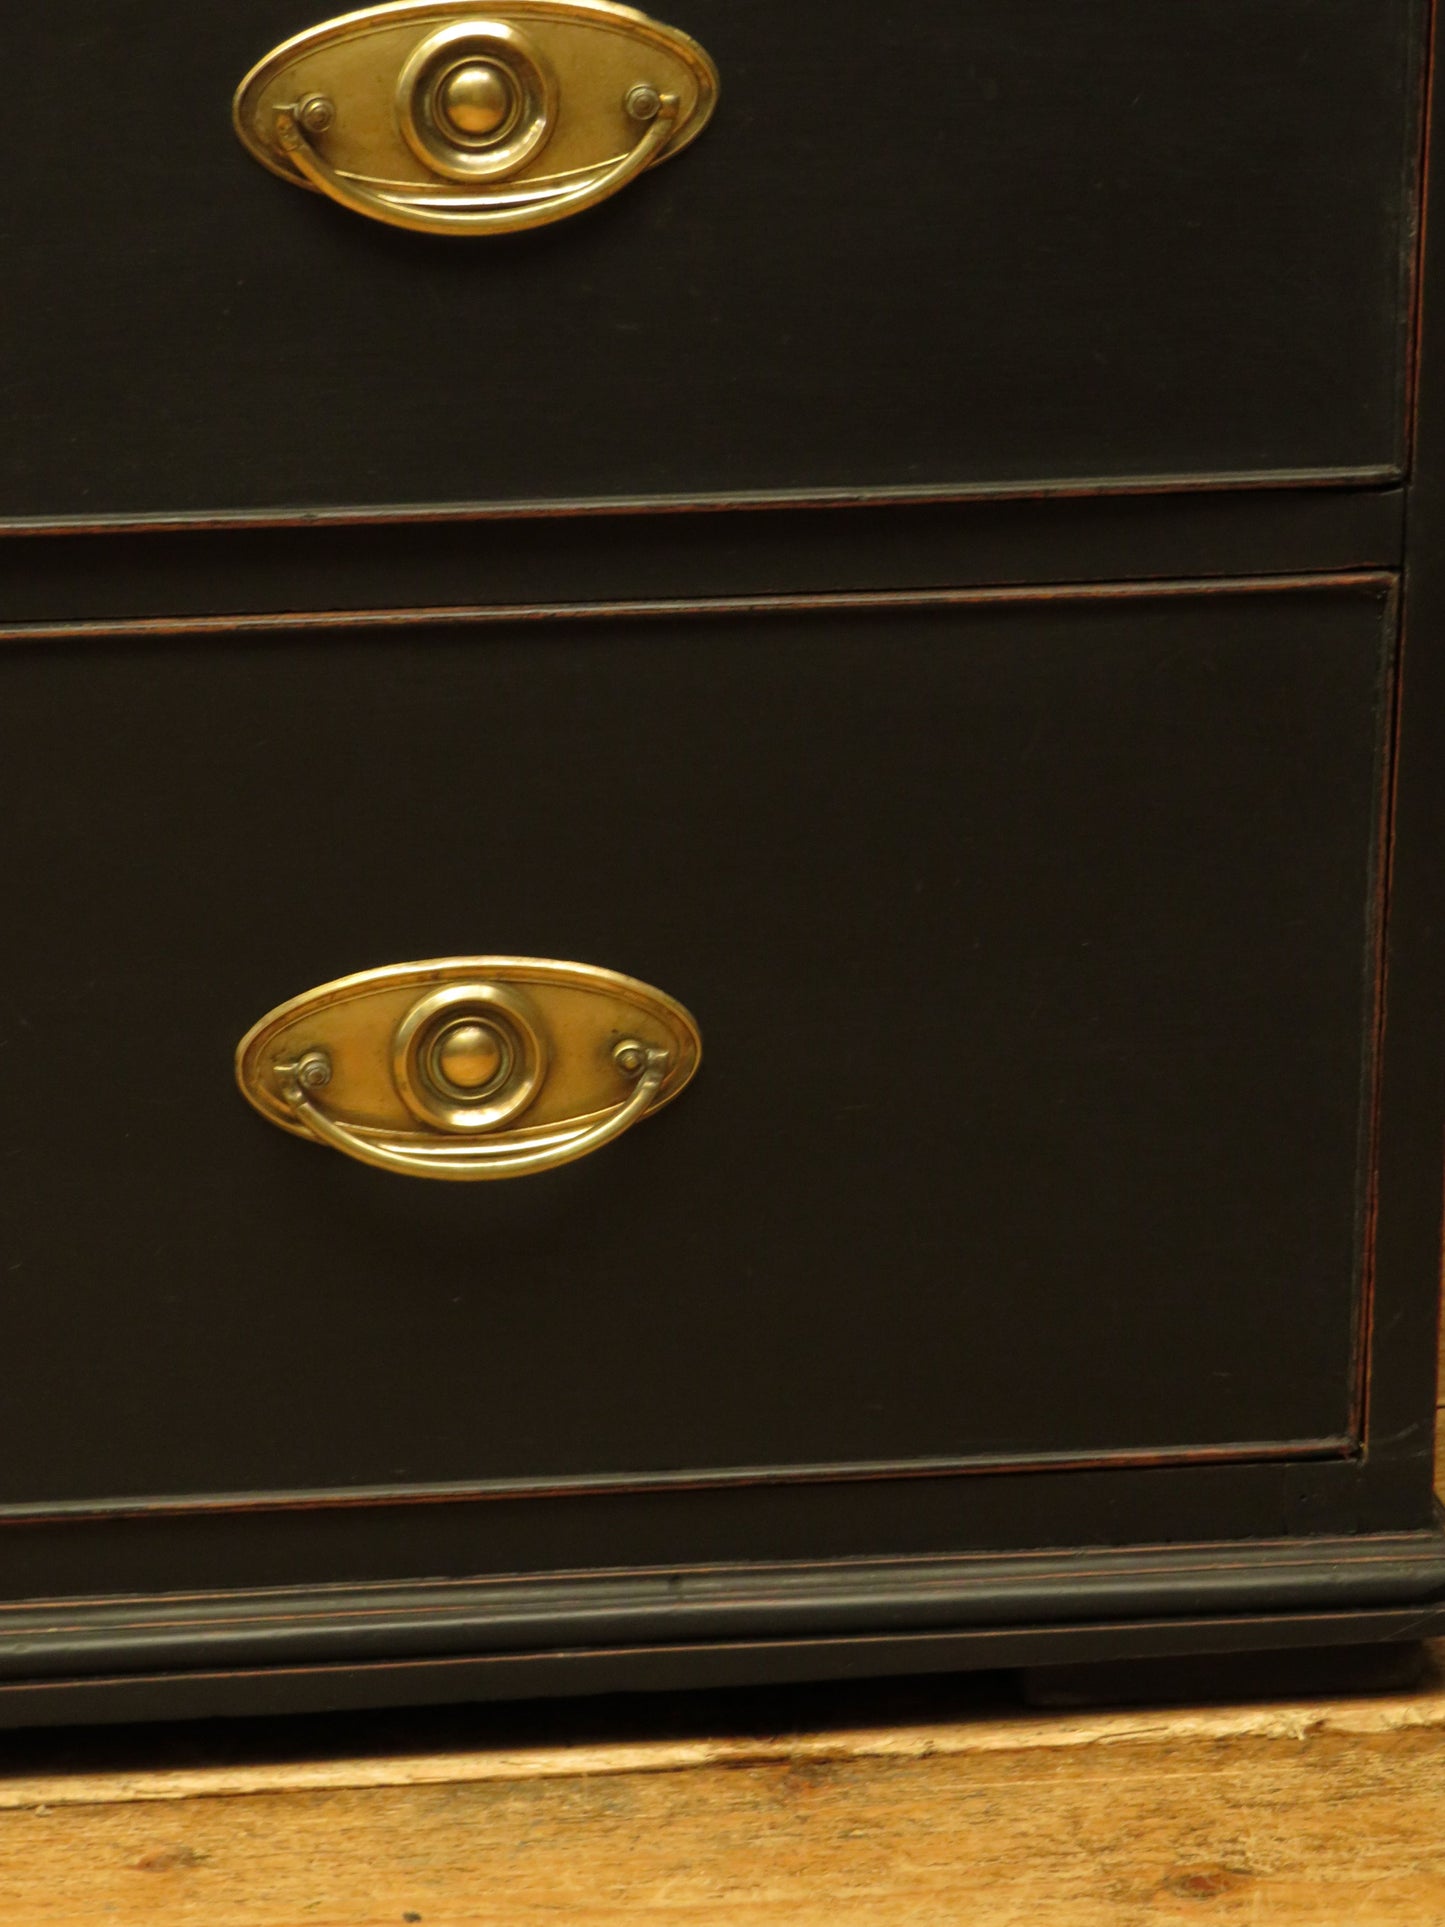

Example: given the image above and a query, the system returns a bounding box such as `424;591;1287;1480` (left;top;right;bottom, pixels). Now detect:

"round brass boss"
392;983;546;1134
397;22;556;184
430;1017;509;1096
438;61;516;141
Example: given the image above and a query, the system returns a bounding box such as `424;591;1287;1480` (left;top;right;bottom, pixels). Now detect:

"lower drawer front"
0;577;1391;1512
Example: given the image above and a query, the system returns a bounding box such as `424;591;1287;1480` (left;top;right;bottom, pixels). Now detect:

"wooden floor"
0;1393;1438;1924
1;1648;1444;1925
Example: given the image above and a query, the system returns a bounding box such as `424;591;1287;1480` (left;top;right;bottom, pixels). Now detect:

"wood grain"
1;1676;1444;1926
0;1651;1440;1926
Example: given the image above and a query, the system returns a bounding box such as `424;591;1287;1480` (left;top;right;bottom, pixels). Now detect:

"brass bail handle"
233;3;720;238
274;1036;669;1181
235;958;703;1182
274;83;678;237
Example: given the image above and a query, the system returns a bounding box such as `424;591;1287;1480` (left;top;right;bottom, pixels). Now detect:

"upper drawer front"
0;0;1421;523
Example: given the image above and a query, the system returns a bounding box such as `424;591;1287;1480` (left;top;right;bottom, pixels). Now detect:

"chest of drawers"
0;0;1442;1724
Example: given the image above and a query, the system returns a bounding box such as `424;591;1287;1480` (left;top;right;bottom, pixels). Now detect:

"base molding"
1;1528;1442;1727
1;1601;1444;1732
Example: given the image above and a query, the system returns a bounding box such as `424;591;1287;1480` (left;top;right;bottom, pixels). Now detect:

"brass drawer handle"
236;958;701;1181
275;1036;668;1178
273;89;678;237
234;2;719;237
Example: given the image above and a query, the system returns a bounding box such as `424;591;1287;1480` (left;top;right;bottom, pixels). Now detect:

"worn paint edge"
0;570;1398;651
0;469;1406;542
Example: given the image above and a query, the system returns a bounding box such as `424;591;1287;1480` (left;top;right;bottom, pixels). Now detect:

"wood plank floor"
1;1650;1443;1925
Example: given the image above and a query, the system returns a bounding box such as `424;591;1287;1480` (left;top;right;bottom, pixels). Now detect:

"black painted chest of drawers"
0;0;1442;1724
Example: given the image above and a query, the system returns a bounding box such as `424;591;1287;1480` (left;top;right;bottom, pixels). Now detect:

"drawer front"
0;578;1391;1514
0;0;1421;523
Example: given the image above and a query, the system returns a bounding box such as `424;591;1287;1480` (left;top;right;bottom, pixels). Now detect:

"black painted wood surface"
0;487;1408;627
4;1597;1444;1731
0;0;1422;520
0;0;1442;1723
4;1536;1443;1681
0;583;1391;1516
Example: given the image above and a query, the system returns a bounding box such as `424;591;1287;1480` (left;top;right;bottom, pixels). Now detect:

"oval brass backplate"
233;0;719;235
236;957;701;1178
